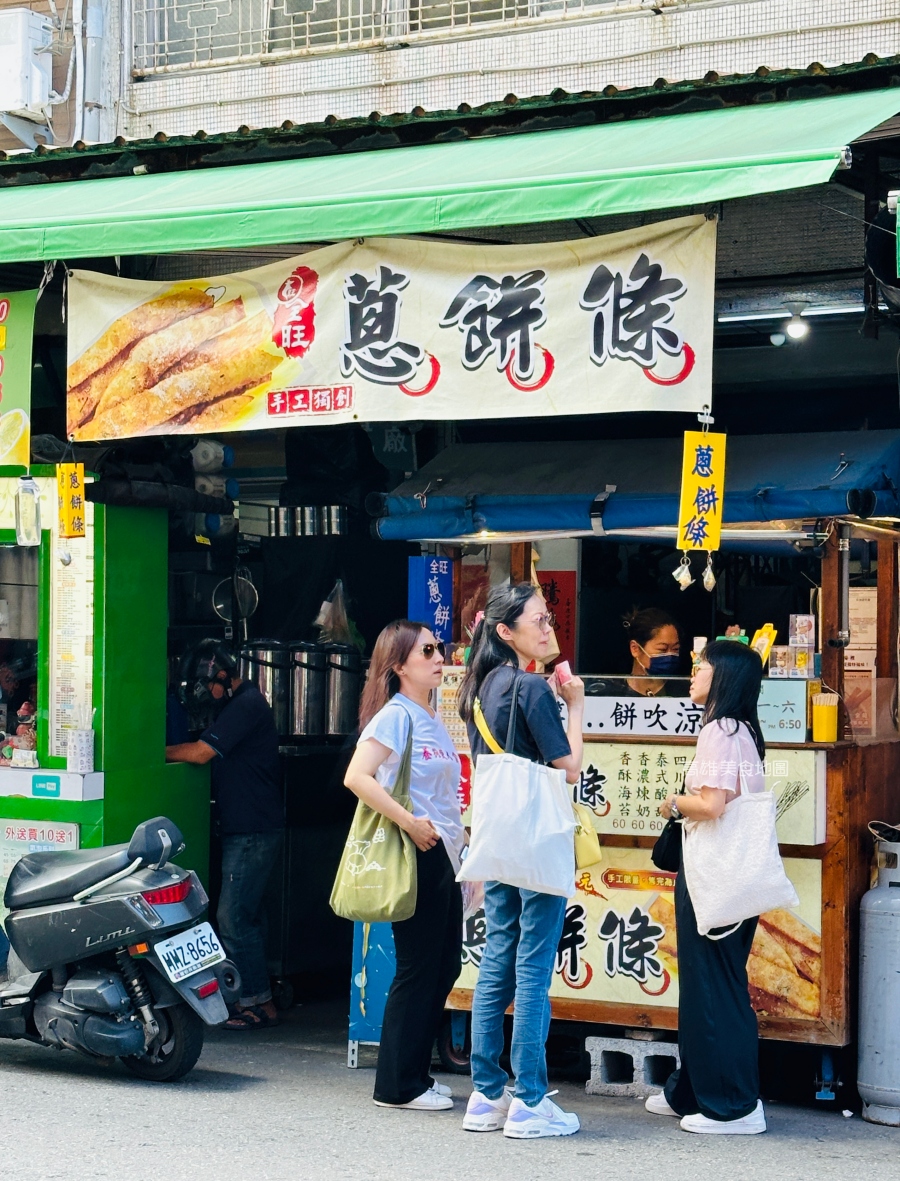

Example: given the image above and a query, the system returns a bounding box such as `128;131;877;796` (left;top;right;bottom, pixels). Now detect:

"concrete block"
585;1035;680;1098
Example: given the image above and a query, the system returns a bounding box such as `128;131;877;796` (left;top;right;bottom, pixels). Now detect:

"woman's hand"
659;795;676;820
405;815;440;852
557;675;585;711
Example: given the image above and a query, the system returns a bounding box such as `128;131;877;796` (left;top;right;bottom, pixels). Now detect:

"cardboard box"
0;769;104;801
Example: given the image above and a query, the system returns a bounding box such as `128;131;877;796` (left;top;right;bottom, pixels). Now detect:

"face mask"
638;645;680;677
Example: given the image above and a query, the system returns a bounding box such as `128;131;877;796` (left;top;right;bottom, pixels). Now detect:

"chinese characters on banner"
0;290;36;466
407;555;454;643
0;819;79;920
536;569;577;669
57;463;86;539
678;429;727;552
575;741;823;845
456;847;823;1020
66;216;716;440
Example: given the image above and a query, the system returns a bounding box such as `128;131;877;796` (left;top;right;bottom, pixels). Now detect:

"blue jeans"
470;881;567;1107
217;830;283;1007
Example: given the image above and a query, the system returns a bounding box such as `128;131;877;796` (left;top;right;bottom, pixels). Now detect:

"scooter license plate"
154;923;226;984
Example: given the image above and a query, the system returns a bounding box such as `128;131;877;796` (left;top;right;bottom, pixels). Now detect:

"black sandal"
246;1004;280;1029
223;1007;265;1031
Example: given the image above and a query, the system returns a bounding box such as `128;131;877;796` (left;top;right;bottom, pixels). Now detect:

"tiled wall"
124;0;900;138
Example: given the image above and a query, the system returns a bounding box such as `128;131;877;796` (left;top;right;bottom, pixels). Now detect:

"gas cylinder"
858;836;900;1124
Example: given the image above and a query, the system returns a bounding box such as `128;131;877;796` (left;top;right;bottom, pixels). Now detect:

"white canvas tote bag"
457;677;575;898
682;760;799;938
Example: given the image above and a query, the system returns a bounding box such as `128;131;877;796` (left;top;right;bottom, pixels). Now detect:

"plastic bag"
314;578;364;650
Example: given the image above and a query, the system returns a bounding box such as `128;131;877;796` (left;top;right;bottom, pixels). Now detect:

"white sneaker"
645;1093;679;1117
430;1081;453;1098
374;1089;453;1111
503;1091;580;1139
463;1088;512;1132
680;1100;766;1135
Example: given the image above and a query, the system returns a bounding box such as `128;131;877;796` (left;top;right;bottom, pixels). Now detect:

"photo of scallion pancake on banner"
66;272;290;440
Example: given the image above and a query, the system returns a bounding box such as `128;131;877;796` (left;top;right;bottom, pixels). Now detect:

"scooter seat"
4;844;133;909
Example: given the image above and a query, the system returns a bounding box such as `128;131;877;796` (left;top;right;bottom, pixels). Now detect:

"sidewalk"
0;1000;895;1181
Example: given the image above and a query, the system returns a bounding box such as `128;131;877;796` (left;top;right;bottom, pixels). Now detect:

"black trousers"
373;841;463;1105
664;866;760;1121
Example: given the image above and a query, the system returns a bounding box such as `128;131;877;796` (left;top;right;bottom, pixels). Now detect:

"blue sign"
32;776;61;798
408;556;454;642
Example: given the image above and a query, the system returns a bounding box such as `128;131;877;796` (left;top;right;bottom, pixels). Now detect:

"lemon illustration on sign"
0;410;28;465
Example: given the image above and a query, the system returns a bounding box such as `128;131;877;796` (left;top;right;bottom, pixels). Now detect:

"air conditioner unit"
0;8;54;123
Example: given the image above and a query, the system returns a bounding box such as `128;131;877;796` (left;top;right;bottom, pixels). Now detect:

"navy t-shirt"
466;665;571;766
200;682;283;834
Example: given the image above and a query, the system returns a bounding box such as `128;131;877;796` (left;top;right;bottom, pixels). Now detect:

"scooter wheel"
122;1004;204;1083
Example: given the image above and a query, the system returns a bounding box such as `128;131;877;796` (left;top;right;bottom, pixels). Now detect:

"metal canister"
300;506;320;536
267;506;278;536
239;640;290;734
275;507;293;536
289;641;327;735
859;835;900;1124
326;505;347;535
325;643;362;735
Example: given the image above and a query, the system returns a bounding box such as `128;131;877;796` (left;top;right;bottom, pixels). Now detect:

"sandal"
246;1004;280;1029
223;1007;265;1032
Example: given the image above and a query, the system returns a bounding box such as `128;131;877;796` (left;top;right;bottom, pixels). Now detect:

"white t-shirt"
685;718;765;801
359;694;465;872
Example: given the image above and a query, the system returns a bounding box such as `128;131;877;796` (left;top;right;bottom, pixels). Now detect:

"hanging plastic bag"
314;578;364;650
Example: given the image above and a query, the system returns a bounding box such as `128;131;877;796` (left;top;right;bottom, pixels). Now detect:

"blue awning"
373;430;900;542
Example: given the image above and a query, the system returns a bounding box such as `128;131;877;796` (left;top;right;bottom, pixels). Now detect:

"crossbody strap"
473;670;522;756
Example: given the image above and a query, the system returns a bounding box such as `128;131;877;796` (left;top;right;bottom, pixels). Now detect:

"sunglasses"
419;642;446;659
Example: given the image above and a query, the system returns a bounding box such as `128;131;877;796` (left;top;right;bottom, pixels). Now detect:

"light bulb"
786;316;809;340
769;332;786;347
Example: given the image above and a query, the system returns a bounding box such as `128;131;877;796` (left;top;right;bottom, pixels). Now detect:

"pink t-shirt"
684;719;765;800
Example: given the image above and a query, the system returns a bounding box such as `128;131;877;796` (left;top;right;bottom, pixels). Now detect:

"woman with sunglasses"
344;620;465;1113
458;583;585;1139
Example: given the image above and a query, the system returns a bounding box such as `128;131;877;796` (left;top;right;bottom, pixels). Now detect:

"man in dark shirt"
166;641;282;1030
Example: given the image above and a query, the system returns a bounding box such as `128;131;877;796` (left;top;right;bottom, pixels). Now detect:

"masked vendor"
588;608;684;698
165;640;282;1032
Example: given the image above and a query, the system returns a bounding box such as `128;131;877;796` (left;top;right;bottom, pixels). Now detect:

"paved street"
0;1001;897;1181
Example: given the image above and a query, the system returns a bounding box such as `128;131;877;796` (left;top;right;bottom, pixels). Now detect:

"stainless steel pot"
290;641;326;736
325;643;362;735
239;640;290;734
325;505;347;535
275;507;293;536
300;506;320;536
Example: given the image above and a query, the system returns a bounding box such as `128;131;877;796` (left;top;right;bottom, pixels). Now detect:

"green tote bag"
329;720;418;923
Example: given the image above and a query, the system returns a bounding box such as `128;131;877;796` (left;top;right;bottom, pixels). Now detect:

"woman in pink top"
645;640;768;1136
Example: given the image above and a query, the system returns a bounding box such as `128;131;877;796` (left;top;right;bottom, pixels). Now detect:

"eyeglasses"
419;642;446;659
521;612;556;632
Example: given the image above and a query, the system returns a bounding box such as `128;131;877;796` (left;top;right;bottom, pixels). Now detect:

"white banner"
67;215;715;440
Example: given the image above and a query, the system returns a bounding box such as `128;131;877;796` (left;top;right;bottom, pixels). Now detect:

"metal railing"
132;0;667;73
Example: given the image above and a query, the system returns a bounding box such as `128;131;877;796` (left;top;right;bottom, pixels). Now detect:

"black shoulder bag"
650;783;685;873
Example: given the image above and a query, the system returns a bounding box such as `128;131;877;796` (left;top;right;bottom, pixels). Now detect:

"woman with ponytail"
344;620;465;1113
458;583;585;1140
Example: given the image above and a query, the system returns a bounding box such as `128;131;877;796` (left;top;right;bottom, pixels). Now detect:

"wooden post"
510;542;532;586
876;540;899;680
819;530;845;738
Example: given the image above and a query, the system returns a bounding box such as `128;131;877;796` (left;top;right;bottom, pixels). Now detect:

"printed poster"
66;216;716;440
0;290;36;466
457;850;823;1022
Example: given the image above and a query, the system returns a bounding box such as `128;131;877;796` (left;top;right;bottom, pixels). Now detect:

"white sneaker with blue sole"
502;1091;580;1139
463;1088;512;1131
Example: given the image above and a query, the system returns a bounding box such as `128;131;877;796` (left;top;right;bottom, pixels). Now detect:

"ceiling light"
769;332;786;347
786;317;809;340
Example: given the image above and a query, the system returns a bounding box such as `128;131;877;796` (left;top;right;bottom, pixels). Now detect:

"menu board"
578;741;825;845
49;501;95;757
457;848;823;1022
437;666;469;754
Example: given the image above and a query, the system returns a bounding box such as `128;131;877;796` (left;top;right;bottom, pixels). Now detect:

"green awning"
1;87;898;261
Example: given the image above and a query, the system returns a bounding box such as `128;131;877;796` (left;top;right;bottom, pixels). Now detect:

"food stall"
0;474;211;914
352;430;900;1083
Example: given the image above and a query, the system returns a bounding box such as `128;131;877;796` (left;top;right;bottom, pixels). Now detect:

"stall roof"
374;430;900;541
0;87;898;262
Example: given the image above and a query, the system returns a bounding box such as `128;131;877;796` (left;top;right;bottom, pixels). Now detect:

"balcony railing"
132;0;670;74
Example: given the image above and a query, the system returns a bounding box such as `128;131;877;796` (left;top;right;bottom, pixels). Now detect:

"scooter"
0;815;240;1082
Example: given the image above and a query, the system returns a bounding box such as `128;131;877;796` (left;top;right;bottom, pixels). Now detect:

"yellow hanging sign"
677;430;726;552
57;462;86;539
